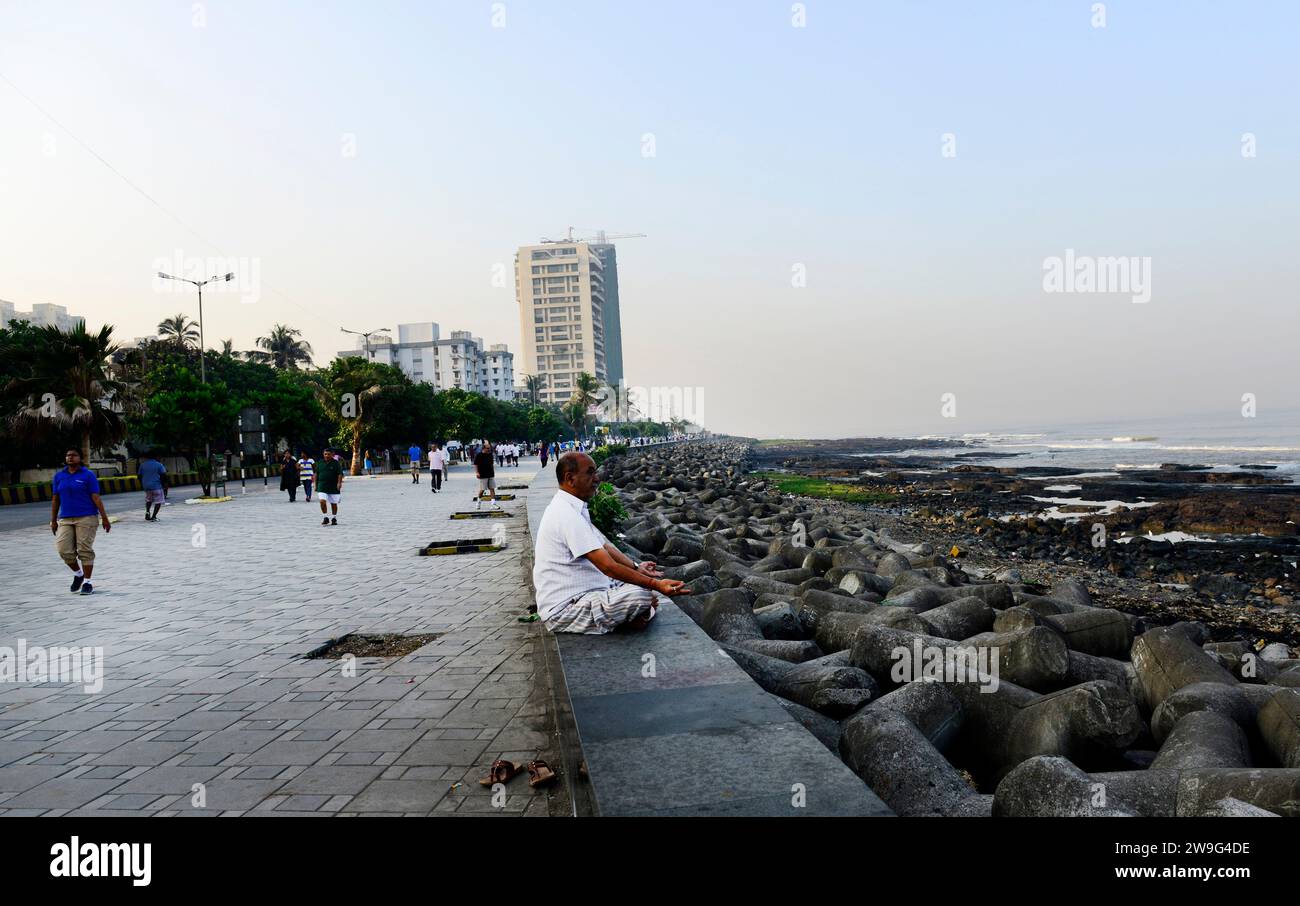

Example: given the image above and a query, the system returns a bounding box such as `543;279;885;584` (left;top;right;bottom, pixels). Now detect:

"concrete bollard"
993;756;1138;817
721;645;878;717
1065;649;1136;693
957;627;1070;691
698;588;821;663
754;602;803;640
1002;680;1143;776
1131;627;1238;714
773;695;841;753
1039;608;1133;660
1151;711;1252;771
1198;797;1280;817
740;574;803;598
933;583;1014;608
918;597;995;640
1256;689;1300;769
867;680;964;752
839;570;893;597
1150;681;1258;744
993;606;1040;634
839;708;976;816
879;586;943;613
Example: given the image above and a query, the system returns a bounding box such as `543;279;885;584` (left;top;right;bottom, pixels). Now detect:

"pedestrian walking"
279;450;299;501
298;451;315;501
429;443;445;493
408;442;422;484
364;449;374;476
539;441;549;469
50;449;111;595
474;441;497;508
316;448;344;525
137;450;167;521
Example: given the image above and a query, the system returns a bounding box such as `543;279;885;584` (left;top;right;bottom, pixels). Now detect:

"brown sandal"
526;759;556;788
478;758;522;787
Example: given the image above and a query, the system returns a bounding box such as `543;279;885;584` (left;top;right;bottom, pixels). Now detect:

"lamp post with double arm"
157;270;234;489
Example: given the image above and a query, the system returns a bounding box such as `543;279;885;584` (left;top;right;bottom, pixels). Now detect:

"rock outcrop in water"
597;440;1300;817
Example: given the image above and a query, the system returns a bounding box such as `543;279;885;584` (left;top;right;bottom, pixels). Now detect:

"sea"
880;409;1300;486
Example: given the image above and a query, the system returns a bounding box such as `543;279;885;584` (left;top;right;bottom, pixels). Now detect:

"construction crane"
541;227;647;244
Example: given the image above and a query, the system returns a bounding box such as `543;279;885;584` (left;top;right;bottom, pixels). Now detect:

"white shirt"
430;449;445;468
532;489;611;620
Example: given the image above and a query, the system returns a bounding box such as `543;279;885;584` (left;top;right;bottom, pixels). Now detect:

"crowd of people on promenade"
46;432;701;594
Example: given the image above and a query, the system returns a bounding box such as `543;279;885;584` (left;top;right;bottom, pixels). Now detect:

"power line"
0;68;339;338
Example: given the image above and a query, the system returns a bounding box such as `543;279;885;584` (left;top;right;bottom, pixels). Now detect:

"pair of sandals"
478;758;556;789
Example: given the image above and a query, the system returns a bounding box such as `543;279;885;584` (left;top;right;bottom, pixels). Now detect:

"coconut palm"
312;358;394;474
570;371;601;412
249;324;313;369
157;313;200;350
219;338;237;358
562;399;588;440
523;373;545;406
6;323;129;463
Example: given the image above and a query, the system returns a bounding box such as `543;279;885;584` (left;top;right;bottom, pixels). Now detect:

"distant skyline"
2;1;1297;439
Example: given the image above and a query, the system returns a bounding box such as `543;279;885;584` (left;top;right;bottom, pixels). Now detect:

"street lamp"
340;326;390;360
157;270;234;487
157;271;234;383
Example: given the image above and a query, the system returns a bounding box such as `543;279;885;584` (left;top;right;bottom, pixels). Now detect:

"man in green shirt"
316;448;345;526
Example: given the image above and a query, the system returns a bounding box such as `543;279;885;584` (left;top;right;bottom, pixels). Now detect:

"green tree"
157;313;200;351
131;362;240;494
523;373;545;405
249;324;314;369
314;357;405;474
5;323;130;465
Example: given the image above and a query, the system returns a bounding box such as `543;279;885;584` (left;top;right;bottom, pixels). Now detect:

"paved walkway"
0;461;558;816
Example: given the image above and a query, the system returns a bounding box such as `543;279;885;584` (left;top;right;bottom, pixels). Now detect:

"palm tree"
250;324;313;369
6;323;129;463
312;358;393;474
523;373;545;406
157;313;200;350
562;399;587;440
219;338;236;358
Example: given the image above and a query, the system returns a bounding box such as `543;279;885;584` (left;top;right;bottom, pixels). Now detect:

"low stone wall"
524;445;893;816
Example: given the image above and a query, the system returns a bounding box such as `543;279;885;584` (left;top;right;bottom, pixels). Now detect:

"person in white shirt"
532;451;689;634
428;443;445;493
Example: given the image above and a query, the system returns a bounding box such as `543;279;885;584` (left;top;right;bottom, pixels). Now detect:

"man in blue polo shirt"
408;442;422;484
138;451;167;521
50;448;112;595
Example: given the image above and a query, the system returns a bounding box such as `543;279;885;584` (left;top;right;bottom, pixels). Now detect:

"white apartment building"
336;322;514;400
514;242;613;405
0;301;85;331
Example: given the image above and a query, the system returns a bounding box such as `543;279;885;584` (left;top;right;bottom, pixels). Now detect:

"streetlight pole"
157;270;234;493
340;326;391;360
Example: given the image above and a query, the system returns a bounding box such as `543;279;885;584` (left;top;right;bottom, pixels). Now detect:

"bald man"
532;451;689;634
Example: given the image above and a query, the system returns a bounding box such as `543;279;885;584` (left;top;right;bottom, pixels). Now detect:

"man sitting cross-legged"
533;451;690;634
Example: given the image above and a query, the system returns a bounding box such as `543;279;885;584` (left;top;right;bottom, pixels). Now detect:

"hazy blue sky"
2;1;1297;438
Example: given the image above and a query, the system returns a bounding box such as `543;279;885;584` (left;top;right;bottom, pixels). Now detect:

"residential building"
0;300;85;331
515;240;624;405
335;322;514;399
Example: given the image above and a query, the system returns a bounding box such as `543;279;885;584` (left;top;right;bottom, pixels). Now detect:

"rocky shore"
597;439;1300;817
756;439;1300;643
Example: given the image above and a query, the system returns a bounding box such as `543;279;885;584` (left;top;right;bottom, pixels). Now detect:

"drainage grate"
419;537;505;556
303;633;441;659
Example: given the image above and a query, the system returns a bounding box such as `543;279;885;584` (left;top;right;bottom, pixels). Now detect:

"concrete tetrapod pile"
598;440;1300;817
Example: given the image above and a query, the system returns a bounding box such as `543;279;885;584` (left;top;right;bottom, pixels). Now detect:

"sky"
2;1;1297;439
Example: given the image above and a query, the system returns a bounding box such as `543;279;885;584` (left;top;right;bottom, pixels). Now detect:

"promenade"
0;460;557;816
